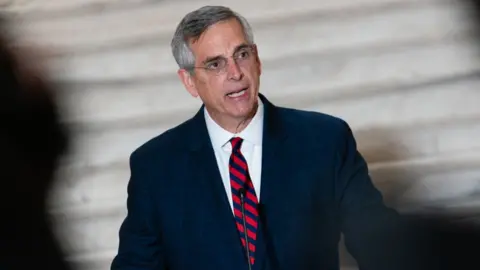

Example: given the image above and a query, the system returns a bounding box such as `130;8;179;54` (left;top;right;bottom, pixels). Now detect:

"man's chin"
229;103;257;119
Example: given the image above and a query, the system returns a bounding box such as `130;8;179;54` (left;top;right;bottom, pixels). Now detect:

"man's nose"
226;59;243;81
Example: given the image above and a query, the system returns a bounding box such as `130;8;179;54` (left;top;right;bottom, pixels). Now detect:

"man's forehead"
190;20;247;58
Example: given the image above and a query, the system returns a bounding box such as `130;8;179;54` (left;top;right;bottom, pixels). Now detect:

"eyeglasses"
190;44;256;75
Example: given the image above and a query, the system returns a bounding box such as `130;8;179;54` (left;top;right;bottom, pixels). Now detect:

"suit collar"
204;97;264;149
188;93;287;152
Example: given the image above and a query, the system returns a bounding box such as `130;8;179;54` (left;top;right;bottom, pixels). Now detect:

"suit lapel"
258;94;289;212
187;108;248;269
254;94;289;270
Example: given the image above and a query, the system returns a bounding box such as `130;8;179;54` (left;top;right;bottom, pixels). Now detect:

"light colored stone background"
3;0;480;269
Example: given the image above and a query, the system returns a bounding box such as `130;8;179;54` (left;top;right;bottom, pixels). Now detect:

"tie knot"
230;137;243;151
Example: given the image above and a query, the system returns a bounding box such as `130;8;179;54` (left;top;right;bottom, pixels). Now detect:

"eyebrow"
202;43;251;65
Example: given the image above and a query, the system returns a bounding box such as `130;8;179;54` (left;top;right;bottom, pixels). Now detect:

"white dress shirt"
204;99;264;213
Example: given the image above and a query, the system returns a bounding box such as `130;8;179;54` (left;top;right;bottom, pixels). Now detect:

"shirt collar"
204;97;264;149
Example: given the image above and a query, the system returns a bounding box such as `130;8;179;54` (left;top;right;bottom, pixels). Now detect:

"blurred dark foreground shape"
0;16;72;270
396;212;480;269
399;0;480;268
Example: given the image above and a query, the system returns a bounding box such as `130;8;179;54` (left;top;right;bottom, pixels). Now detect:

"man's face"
178;18;262;123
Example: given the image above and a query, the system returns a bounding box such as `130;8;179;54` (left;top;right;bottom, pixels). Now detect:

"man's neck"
208;104;258;134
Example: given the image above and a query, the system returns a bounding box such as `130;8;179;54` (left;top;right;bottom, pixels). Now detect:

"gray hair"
170;6;255;71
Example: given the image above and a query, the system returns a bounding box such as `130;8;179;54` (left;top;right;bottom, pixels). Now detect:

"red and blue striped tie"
229;137;258;265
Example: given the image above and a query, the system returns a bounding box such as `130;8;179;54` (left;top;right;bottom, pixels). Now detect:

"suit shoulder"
278;107;350;135
276;106;356;156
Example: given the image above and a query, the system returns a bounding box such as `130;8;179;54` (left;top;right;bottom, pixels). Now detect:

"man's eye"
206;61;220;69
237;50;249;58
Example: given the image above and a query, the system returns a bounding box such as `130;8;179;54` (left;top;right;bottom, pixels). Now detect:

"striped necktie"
229;137;259;265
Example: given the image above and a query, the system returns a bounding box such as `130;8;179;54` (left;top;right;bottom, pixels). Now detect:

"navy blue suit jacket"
111;94;412;270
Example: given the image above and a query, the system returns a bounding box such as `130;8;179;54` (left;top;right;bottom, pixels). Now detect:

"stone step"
62;73;480;174
12;0;437;48
302;73;480;131
59;37;479;127
41;3;470;84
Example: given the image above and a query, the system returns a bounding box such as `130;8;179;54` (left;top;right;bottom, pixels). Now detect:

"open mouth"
226;87;248;98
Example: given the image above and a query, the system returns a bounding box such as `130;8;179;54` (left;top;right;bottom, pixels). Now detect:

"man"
111;6;419;270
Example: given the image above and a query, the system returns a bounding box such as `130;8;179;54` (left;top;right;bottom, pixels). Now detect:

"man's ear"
177;68;198;97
